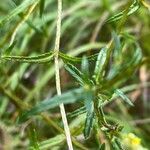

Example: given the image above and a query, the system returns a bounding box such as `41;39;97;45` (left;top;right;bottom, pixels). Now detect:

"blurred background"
0;0;150;149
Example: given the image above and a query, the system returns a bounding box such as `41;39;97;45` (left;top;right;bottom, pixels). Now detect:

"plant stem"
54;0;73;149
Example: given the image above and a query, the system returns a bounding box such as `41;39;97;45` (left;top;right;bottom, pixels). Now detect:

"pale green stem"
54;0;73;149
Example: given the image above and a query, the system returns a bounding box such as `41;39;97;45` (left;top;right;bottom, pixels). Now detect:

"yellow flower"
122;133;148;150
127;133;141;145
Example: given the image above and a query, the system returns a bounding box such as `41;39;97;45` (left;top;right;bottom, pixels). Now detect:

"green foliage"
106;0;140;23
99;143;106;150
0;0;39;26
1;52;54;63
83;91;94;139
94;47;111;83
39;134;65;149
39;0;45;18
0;0;150;149
29;126;40;150
115;89;134;106
18;88;83;123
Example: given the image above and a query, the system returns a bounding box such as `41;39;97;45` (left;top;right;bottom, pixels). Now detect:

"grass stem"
54;0;73;149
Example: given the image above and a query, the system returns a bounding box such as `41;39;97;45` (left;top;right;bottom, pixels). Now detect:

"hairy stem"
54;0;73;149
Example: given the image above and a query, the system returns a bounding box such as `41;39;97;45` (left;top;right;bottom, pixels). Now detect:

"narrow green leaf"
3;41;16;56
0;0;39;27
99;106;108;125
83;91;93;111
16;11;46;35
0;97;8;117
114;138;124;150
106;0;140;23
26;20;46;36
84;104;94;139
1;51;97;64
111;140;120;150
107;12;124;23
128;0;140;15
1;52;54;63
39;0;45;17
59;52;97;63
39;134;65;150
81;56;89;77
65;63;85;85
68;106;86;118
105;44;142;87
132;44;142;65
29;126;40;150
65;63;93;86
115;89;134;106
94;46;112;83
94;48;107;82
112;32;121;56
18;88;83;123
59;52;82;63
83;91;94;139
99;143;106;150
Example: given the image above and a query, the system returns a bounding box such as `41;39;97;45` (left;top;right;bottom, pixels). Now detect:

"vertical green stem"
54;0;73;149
